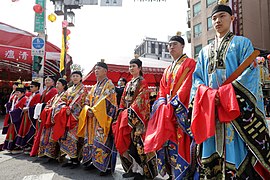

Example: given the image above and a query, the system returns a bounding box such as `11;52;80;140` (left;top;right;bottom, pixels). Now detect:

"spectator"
115;77;127;107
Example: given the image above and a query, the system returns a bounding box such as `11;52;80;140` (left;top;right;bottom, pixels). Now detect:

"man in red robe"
144;34;197;179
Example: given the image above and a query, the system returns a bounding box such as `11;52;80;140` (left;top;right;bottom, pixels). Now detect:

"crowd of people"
1;3;270;180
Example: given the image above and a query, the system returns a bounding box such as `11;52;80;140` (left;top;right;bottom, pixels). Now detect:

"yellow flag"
60;34;65;73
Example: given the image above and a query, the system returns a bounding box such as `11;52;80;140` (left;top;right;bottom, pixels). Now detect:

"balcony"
187;9;191;28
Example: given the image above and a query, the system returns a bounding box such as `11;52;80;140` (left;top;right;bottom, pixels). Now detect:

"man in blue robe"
189;3;270;179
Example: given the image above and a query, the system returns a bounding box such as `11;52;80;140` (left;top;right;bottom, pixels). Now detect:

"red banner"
0;45;32;64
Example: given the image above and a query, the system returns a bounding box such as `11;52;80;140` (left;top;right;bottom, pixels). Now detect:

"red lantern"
62;29;71;35
66;29;71;36
33;4;43;14
267;54;270;60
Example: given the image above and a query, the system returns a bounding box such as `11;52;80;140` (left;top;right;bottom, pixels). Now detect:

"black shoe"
70;161;80;169
41;157;55;164
99;170;111;176
62;160;72;167
122;171;136;178
83;162;96;170
134;173;145;180
167;175;173;180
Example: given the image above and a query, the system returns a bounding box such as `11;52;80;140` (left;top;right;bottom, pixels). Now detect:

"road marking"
22;173;55;180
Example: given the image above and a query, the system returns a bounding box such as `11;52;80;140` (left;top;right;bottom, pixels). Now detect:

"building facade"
134;37;172;62
187;0;270;58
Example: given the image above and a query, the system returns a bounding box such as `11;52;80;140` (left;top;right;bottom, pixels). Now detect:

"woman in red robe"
30;75;58;156
38;78;68;161
60;71;88;169
113;59;157;180
15;80;41;154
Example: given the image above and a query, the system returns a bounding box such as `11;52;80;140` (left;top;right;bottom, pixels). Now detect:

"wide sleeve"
158;67;169;99
190;48;207;102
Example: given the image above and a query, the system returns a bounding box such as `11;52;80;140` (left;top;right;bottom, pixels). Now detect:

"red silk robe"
145;57;196;165
30;87;57;156
16;91;41;148
113;78;150;155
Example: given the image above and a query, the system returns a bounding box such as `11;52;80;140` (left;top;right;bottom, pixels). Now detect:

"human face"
212;12;234;37
71;74;82;85
45;77;54;88
94;66;107;79
168;41;184;60
118;80;125;86
15;91;24;98
129;63;141;78
56;81;65;92
30;85;39;93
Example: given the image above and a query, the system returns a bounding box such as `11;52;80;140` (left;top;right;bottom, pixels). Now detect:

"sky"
1;0;190;73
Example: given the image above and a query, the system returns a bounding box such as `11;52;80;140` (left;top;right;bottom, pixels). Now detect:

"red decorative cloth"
144;103;176;153
112;109;132;155
191;84;240;144
144;57;196;157
52;107;68;141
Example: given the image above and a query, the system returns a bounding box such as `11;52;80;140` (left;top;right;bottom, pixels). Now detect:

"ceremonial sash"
223;50;260;85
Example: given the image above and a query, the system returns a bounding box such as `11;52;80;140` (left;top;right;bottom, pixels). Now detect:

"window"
165;43;169;52
207;17;213;30
208;38;215;44
194;23;202;37
141;43;145;54
151;42;155;54
158;43;162;55
194;44;202;57
193;2;201;17
206;0;217;7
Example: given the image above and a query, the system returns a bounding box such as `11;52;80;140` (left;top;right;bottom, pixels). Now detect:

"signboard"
31;37;45;56
0;45;32;64
100;0;122;6
34;0;46;33
82;0;98;5
64;0;98;5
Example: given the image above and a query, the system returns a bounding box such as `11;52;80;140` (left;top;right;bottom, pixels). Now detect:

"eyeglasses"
30;85;35;88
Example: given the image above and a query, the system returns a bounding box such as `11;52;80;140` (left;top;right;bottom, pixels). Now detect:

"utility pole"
33;0;46;91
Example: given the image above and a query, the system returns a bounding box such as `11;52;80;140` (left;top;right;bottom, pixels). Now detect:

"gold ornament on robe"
218;0;229;5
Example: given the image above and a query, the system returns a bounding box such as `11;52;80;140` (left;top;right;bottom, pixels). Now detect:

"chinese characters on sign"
4;49;30;61
31;37;45;56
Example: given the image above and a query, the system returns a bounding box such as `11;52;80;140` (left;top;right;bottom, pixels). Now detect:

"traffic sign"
32;37;45;56
34;0;46;33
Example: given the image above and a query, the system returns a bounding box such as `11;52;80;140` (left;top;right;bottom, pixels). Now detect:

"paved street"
0;115;164;180
0;115;269;180
0;115;123;180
